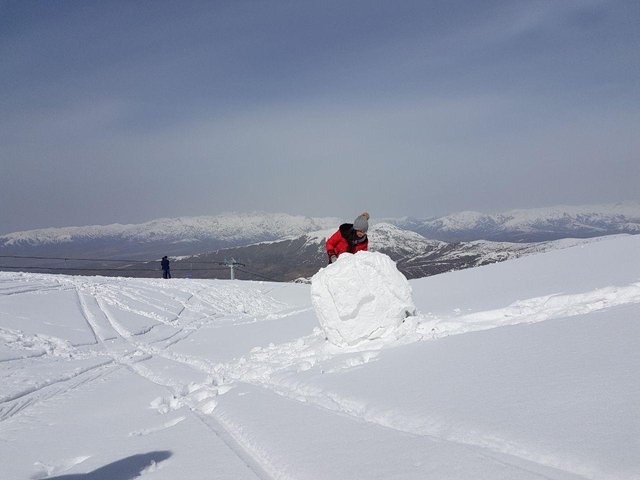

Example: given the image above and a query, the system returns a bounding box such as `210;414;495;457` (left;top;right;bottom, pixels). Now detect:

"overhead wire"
235;267;281;282
0;254;230;265
0;265;231;272
0;254;276;279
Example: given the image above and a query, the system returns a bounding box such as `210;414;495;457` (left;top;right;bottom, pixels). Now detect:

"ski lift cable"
0;254;230;266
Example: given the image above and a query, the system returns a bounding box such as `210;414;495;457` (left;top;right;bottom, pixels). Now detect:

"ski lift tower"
225;258;244;280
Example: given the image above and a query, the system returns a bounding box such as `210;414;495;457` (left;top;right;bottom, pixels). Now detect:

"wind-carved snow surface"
310;251;417;347
1;235;639;480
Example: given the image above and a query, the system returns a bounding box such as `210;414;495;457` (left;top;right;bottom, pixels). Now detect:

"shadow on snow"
41;451;172;480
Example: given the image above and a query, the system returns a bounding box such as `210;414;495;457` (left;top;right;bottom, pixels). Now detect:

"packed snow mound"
311;251;417;347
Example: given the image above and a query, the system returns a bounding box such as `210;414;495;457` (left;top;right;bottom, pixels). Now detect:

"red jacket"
326;223;368;262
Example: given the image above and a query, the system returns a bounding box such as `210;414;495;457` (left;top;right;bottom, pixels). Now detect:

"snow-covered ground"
1;235;639;480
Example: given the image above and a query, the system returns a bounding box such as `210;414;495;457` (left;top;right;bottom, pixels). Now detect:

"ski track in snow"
0;360;115;421
181;280;640;480
69;277;274;479
220;282;640;480
1;271;639;479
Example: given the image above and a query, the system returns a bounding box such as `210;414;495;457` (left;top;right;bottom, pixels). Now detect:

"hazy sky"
1;0;638;234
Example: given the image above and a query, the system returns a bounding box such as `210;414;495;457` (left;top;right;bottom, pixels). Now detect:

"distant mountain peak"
0;212;341;248
2;204;638;267
392;202;640;243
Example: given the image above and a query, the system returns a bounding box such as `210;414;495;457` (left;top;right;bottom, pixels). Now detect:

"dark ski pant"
162;269;171;279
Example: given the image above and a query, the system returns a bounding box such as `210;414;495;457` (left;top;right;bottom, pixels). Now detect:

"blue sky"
1;0;638;233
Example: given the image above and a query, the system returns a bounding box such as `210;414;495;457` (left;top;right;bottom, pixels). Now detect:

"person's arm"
326;231;342;262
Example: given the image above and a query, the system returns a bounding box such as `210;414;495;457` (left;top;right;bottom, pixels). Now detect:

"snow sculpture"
311;251;417;347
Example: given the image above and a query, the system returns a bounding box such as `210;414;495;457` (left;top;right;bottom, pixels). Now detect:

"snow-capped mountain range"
1;204;637;280
2;203;638;251
0;213;340;252
391;203;640;242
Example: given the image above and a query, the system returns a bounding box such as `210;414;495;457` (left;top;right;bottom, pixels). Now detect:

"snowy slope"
1;235;639;479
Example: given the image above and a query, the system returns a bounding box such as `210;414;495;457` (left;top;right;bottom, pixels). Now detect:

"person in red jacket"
326;212;369;264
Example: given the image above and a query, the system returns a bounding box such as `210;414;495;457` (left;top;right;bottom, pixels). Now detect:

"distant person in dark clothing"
161;256;171;279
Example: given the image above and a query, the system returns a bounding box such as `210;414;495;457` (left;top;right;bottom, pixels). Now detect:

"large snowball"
311;251;417;347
